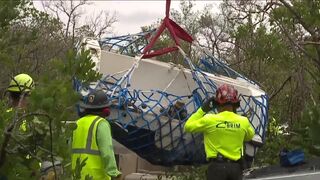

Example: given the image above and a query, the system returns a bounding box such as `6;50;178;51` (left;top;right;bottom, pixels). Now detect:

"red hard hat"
215;84;240;105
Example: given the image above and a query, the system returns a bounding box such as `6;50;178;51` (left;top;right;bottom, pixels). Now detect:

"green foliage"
306;105;320;146
72;50;103;86
232;24;295;78
257;101;320;166
0;0;66;95
0;50;101;178
27;50;101;177
0;102;35;178
291;102;320;156
270;0;320;34
0;0;105;179
30;49;101;113
254;117;289;165
255;101;320;166
72;157;93;180
0;0;26;29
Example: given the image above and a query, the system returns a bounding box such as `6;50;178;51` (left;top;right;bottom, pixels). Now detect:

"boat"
74;0;268;166
76;36;268;165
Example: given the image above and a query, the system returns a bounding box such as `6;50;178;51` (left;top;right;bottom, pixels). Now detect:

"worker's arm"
244;119;255;141
184;107;209;133
96;120;121;178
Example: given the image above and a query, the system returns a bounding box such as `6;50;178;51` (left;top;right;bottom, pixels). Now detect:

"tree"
0;50;101;179
41;0;90;44
140;0;201;66
76;10;117;39
197;5;234;60
0;0;66;94
41;0;117;44
141;0;320;166
216;0;320;165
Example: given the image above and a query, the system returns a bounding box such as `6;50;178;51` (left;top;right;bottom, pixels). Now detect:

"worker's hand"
201;96;216;113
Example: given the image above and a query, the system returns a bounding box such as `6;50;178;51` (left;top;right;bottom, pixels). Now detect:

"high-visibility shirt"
6;108;27;132
72;115;121;180
6;107;41;168
184;108;255;161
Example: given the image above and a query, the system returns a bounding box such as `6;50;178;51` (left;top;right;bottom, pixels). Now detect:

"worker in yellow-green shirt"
0;74;34;165
184;84;255;180
72;89;121;180
1;74;62;179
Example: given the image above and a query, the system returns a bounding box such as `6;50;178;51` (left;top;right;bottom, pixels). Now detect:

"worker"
1;74;65;180
0;73;36;176
184;84;255;180
0;74;35;164
72;89;121;180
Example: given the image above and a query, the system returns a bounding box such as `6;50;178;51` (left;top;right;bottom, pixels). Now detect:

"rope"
181;68;193;94
110;69;132;77
162;63;183;92
177;46;209;94
110;54;144;97
193;42;259;86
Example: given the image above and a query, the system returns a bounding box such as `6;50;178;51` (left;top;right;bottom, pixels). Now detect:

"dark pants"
207;161;242;180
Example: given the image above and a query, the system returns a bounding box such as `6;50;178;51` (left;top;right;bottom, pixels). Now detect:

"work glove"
201;96;217;113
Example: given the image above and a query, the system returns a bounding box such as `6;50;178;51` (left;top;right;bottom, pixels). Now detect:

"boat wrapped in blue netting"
74;31;268;165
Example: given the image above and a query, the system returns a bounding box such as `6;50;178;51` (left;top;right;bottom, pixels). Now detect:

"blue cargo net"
99;30;156;56
75;32;269;166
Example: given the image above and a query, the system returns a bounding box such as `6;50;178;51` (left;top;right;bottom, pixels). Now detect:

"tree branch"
0;111;53;167
273;19;319;63
299;41;320;46
269;76;292;101
279;0;316;37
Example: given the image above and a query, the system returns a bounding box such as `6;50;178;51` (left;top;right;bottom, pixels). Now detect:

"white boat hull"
95;51;267;164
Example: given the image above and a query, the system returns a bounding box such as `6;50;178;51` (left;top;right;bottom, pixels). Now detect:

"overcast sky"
33;1;221;36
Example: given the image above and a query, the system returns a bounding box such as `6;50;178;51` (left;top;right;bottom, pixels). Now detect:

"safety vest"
72;115;110;180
